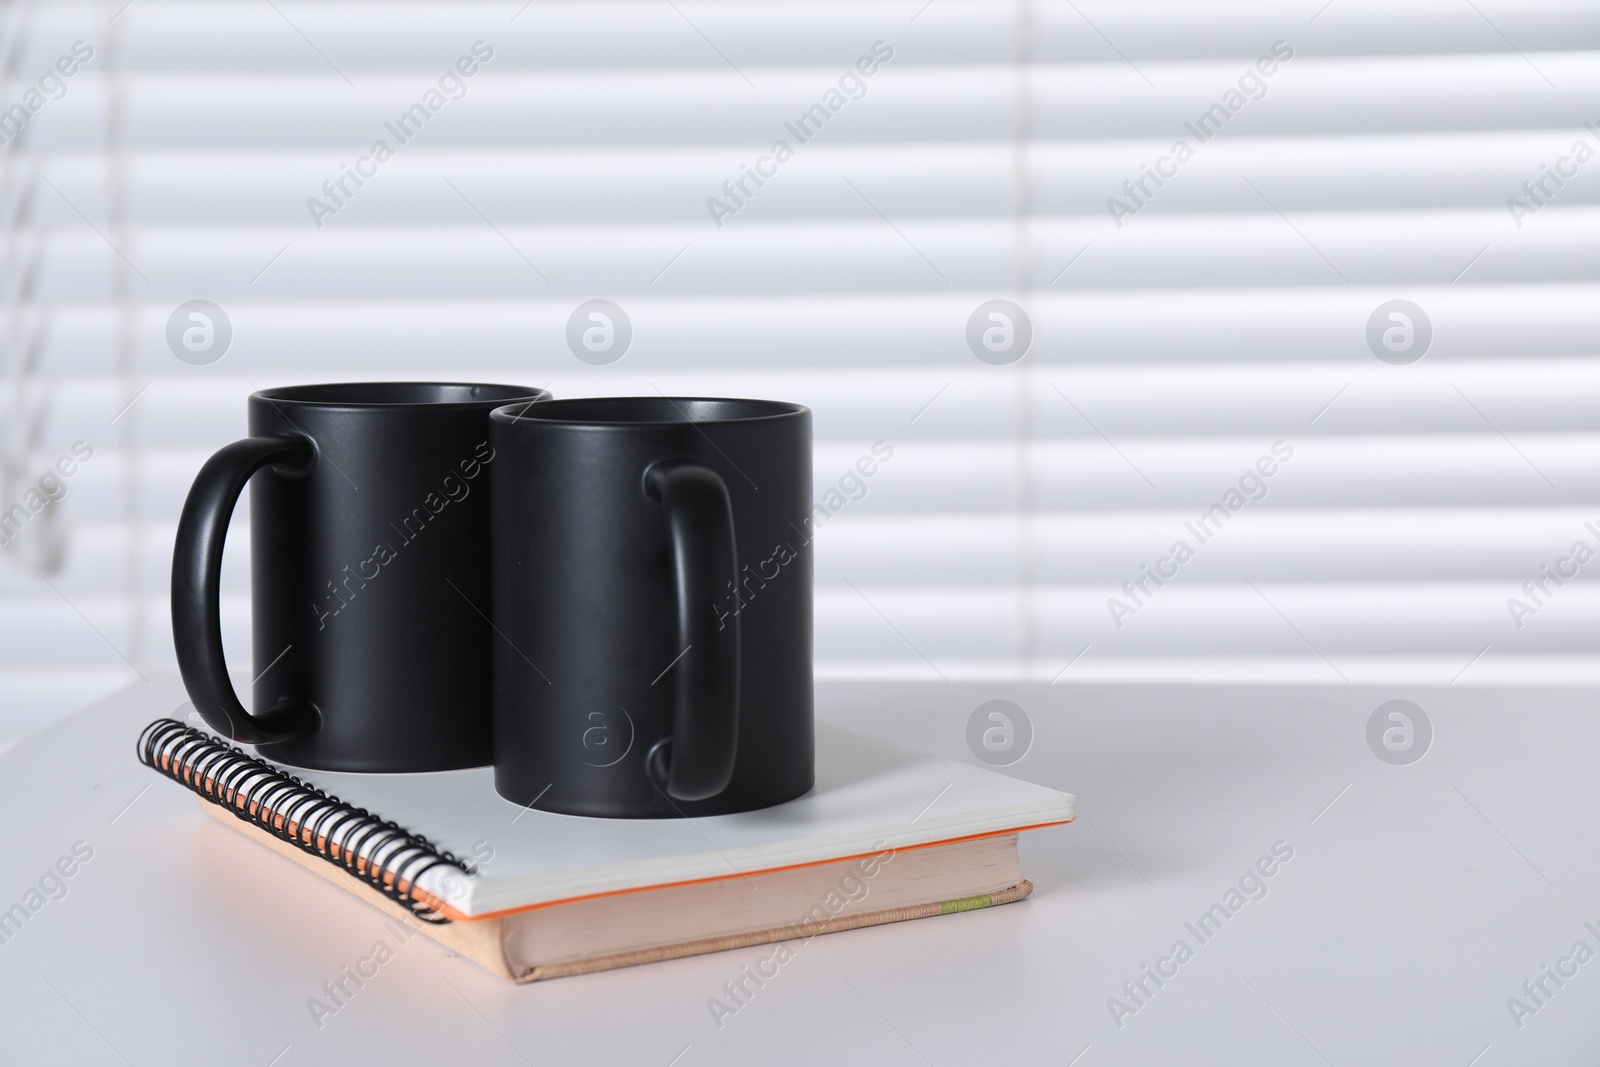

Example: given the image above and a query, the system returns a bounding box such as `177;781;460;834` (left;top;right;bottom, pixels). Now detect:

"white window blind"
1;0;1597;745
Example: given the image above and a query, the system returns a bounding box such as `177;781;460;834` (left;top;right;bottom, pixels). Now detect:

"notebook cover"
144;719;1074;920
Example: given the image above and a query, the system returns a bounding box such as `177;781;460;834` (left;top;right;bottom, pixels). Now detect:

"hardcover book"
139;718;1074;982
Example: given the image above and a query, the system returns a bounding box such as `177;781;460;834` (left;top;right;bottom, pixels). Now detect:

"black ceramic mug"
490;397;814;817
172;382;549;771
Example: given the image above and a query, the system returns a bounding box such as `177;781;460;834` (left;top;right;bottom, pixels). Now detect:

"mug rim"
252;382;549;410
490;396;807;428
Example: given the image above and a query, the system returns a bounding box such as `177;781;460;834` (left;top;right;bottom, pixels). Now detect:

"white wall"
2;0;1597;745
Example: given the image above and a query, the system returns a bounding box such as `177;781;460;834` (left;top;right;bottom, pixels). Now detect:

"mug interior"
255;382;545;407
490;396;803;426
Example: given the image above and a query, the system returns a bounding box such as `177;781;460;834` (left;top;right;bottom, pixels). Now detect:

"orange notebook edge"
454;816;1075;923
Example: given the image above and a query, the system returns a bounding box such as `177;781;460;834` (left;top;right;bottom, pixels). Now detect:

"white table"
0;674;1593;1065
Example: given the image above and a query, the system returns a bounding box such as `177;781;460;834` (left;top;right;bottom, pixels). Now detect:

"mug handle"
644;460;740;801
172;435;320;745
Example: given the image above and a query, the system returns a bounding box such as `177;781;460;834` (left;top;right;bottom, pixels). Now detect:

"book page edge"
194;796;1035;985
514;879;1035;982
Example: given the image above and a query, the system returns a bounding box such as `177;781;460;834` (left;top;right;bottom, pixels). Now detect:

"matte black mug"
490;397;814;817
172;382;549;772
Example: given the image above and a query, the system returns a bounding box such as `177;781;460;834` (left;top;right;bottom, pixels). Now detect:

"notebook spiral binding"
137;719;472;924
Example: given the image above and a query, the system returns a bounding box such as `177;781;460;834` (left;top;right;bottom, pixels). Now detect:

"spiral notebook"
138;718;1074;982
